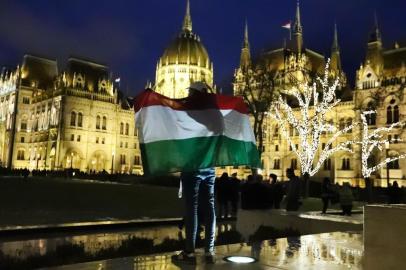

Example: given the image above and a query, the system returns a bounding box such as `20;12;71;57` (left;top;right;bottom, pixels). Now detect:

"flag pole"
289;22;292;40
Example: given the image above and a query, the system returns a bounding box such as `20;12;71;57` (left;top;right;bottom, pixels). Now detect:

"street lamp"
111;151;115;174
70;152;74;170
385;141;390;188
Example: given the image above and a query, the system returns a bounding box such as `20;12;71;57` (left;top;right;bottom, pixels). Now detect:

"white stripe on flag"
135;105;256;144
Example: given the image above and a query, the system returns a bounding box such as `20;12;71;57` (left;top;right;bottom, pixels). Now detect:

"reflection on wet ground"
0;222;237;259
42;232;363;270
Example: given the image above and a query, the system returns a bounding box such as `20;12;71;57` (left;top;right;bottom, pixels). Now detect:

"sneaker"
171;251;196;265
205;252;216;264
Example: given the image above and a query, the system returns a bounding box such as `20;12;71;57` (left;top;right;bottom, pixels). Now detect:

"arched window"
96;115;101;129
120;123;124;135
77;113;83;127
387;99;399;124
341;158;351;170
120;154;126;165
323;158;331;170
125;123;129;135
366;102;376;125
20;120;27;130
339;119;345;130
387;106;393;124
17;150;25;160
70;112;76;126
273;158;280;169
102;116;107;130
134;156;141;165
291;159;297;170
394;105;399;122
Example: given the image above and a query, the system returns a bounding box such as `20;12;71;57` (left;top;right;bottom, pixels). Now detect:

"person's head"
231;172;237;179
220;172;228;179
269;173;277;184
247;174;253;183
393;181;399;188
257;174;263;182
188;81;211;96
343;182;351;188
323;177;330;185
286;168;295;179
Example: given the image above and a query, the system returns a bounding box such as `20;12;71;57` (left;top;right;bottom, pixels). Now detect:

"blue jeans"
181;168;216;253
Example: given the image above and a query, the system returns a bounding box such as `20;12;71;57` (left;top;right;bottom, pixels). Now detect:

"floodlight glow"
224;256;256;264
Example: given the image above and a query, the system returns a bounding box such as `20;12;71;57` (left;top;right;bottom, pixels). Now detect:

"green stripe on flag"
140;136;260;175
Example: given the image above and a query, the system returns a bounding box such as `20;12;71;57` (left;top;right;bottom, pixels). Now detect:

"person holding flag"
134;81;260;264
173;82;217;264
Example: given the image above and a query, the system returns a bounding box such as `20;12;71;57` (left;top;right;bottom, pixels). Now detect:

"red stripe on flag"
133;89;249;114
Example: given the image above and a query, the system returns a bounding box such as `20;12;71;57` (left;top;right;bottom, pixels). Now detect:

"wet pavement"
0;222;237;260
41;232;363;270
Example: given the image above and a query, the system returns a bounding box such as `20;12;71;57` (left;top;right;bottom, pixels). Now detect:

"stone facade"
233;3;406;187
0;55;142;174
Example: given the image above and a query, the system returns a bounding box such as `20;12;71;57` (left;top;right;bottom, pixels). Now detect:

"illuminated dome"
161;31;210;69
154;0;214;99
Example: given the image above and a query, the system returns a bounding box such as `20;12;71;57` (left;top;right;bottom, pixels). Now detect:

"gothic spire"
243;20;249;49
293;0;302;34
369;11;382;43
331;23;339;52
366;12;383;75
292;0;303;54
331;23;342;71
239;20;251;69
182;0;193;32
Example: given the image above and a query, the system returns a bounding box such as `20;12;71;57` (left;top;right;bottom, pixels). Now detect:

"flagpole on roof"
282;21;292;41
289;22;292;40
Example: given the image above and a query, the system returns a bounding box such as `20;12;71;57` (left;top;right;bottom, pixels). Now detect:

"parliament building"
1;0;406;187
0;56;142;174
233;2;406;187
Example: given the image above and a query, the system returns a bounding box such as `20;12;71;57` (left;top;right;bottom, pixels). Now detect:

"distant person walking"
321;177;333;214
229;173;240;216
216;172;229;218
270;173;283;209
339;182;354;216
285;168;301;211
388;181;402;204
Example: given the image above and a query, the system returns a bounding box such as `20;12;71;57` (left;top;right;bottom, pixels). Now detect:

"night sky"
0;0;405;96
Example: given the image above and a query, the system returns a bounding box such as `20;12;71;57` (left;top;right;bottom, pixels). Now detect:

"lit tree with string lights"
359;110;406;180
271;60;356;194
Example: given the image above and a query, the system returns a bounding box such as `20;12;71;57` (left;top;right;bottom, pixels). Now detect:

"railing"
65;88;115;103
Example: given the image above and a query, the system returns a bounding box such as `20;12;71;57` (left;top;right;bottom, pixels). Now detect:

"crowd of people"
214;168;298;216
0;166;139;182
321;177;355;215
214;170;405;217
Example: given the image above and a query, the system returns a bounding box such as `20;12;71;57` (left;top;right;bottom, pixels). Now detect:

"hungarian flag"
282;22;291;29
134;89;260;175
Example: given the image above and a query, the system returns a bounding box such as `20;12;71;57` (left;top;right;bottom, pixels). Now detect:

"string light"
271;59;355;176
360;111;406;178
